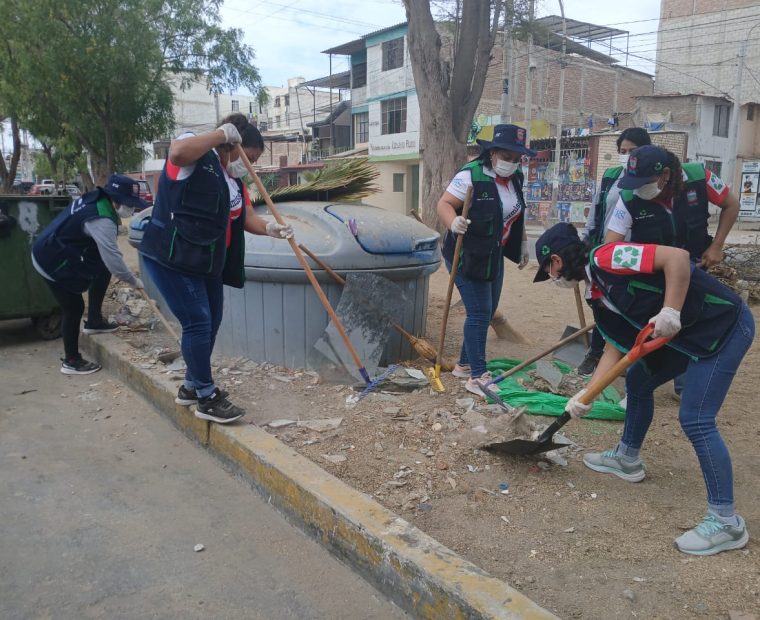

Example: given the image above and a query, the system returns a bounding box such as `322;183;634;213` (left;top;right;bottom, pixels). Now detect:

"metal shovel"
483;324;670;456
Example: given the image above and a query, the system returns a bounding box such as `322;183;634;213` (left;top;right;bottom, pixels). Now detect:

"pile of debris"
710;244;760;303
108;286;159;331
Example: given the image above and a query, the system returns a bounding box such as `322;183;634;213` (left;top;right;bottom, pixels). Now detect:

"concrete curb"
82;334;558;620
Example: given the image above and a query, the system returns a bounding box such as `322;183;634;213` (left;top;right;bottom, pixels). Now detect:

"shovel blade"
552;325;587;367
482;437;565;456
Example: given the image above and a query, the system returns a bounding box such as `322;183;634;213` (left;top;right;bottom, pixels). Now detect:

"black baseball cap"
533;223;581;283
617;145;668;190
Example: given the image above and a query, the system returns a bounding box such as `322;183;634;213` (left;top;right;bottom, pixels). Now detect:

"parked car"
136;180;153;209
65;184;81;197
28;183;55;196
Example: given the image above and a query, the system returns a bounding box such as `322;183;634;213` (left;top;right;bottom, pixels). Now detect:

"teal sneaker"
674;514;748;556
583;449;646;482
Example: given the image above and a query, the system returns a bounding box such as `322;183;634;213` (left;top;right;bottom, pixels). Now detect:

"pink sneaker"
465;372;492;398
452;363;471;378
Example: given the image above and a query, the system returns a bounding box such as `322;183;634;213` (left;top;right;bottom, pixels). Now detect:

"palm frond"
250;158;380;205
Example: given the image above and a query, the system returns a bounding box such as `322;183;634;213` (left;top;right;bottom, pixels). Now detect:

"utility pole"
726;23;760;191
523;0;535;144
550;0;567;217
500;0;514;123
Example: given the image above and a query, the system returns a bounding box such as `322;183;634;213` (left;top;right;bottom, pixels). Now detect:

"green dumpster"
0;194;71;338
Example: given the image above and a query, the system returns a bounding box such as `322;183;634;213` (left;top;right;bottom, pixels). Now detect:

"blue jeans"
142;257;224;398
445;257;504;377
620;304;755;511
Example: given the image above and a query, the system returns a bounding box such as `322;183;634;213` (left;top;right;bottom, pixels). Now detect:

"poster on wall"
739;161;760;217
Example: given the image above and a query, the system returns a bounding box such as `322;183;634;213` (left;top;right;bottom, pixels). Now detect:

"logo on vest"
612;245;643;270
541;244;550;256
628;156;638;174
687;189;698;206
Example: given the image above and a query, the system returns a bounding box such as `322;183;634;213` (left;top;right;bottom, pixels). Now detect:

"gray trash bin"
129;201;441;368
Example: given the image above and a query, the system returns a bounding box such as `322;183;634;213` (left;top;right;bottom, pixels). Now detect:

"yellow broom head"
425;365;445;392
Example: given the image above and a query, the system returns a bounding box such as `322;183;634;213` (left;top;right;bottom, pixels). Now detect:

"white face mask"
493;159;519;178
551;276;577;289
117;204;134;218
226;158;248;179
619;153;630;167
634;181;662;201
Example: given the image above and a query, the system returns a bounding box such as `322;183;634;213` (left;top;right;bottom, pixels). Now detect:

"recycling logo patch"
612;245;643;270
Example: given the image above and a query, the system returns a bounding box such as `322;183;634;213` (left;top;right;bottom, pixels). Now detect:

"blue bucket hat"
476;124;537;157
533;223;582;282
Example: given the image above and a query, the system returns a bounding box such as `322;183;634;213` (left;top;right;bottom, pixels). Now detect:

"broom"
490;310;530;344
298;243;454;371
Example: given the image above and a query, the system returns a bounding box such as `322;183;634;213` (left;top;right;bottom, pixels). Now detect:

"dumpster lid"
243;201;440;272
324;204;438;255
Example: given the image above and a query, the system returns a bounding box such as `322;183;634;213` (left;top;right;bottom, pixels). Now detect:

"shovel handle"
579;323;670;404
139;288;180;343
436;187;473;366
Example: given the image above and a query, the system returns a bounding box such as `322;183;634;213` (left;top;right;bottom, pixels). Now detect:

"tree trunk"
2;118;22;192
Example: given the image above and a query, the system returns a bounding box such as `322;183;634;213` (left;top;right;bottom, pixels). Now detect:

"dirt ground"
114;228;759;619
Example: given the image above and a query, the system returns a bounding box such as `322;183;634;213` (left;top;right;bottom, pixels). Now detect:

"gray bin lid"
245;202;439;271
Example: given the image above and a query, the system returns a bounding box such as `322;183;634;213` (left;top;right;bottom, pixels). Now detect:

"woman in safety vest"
578;127;651;377
31;174;147;375
436;124;533;397
534;222;753;556
139;113;293;424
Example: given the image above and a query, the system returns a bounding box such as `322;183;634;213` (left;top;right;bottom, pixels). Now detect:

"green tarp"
485;358;625;421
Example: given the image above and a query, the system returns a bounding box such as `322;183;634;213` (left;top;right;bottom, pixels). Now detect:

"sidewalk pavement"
79;332;558;620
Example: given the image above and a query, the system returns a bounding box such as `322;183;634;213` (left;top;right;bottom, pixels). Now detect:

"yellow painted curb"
83;333;558;620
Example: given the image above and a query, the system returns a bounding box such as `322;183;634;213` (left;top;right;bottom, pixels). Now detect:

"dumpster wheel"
32;312;62;340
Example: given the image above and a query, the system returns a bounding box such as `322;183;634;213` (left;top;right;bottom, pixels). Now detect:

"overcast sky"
220;0;663;90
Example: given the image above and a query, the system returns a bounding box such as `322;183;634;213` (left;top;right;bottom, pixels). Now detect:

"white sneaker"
465;372;492;398
452;363;470;378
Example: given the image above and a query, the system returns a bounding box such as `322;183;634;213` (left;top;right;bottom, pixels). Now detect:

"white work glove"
648;306;681;338
518;239;530;269
450;215;470;235
219;123;242;145
265;221;294;239
565;388;593;419
133;277;144;290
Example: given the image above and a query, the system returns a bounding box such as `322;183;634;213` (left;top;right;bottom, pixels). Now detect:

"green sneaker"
675;514;748;556
583;449;646;482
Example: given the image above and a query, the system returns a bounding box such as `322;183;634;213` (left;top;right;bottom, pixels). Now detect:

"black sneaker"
60;356;102;375
576;352;601;376
194;389;244;424
176;385;228;406
83;319;118;334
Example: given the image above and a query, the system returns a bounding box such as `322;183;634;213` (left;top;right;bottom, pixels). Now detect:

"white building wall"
363;161;412;214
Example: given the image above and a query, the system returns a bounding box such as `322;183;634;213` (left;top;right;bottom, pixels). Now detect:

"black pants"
45;266;111;360
588;299;606;358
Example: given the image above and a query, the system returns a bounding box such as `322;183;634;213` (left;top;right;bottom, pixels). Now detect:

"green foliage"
0;0;262;181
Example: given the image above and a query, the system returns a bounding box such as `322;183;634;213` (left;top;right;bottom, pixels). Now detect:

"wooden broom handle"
573;284;590;347
236;145;366;375
436;187;473;365
138;288;180;343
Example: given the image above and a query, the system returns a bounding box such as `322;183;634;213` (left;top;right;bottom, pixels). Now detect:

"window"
260;121;268;132
249;101;254;113
393;173;405;192
713;103;730;137
275;115;281;127
284;95;290;107
153;141;170;159
354;112;369;143
703;159;722;178
274;96;281;108
748;104;755;121
382;37;404;71
381;97;407;134
231;100;239;112
352;62;367;88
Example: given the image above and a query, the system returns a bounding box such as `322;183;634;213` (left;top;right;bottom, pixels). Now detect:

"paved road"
0;320;406;620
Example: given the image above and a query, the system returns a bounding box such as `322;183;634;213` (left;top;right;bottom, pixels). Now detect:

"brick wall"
661;0;758;19
591;131;688;185
635;95;699;125
479;38;653;133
